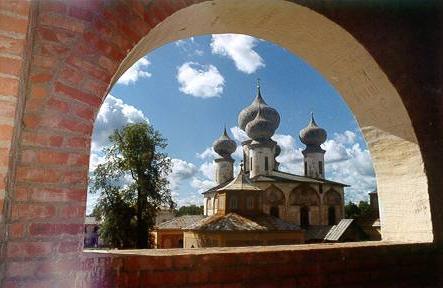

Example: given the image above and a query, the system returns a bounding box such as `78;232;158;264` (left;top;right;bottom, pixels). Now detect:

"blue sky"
87;34;376;214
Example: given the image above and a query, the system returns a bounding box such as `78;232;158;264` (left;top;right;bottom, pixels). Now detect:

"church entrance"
328;206;336;225
300;207;310;228
270;206;279;218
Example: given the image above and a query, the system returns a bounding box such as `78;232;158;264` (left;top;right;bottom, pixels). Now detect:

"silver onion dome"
213;127;237;158
245;104;276;141
238;80;280;132
299;113;327;146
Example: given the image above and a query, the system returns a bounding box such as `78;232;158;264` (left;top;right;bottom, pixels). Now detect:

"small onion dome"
274;144;281;157
213;127;236;158
238;80;280;132
245;104;277;141
299;113;327;146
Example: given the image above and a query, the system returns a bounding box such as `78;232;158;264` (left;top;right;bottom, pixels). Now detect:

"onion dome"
299;113;327;146
274;144;281;157
238;79;280;132
245;104;276;141
213;127;236;158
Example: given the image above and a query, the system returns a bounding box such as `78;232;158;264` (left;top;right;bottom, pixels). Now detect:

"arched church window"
270;206;279;218
229;197;238;209
300;206;310;228
304;161;307;176
250;157;253;170
318;161;323;173
265;156;269;171
247;196;254;209
328;206;336;225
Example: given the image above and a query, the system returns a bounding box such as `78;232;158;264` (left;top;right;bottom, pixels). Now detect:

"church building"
183;82;348;248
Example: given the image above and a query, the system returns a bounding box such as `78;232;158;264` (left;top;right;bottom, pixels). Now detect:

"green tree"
176;205;204;216
90;123;173;249
345;201;361;219
345;201;371;219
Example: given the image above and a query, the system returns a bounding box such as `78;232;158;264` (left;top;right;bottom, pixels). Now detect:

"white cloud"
230;126;249;143
168;158;198;193
91;95;148;153
211;34;265;74
334;130;357;145
196;147;218;160
191;177;216;193
272;134;304;175
177;62;225;98
117;57;152;85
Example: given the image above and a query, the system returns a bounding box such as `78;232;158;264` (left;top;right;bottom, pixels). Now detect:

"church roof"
185;213;301;232
155;215;205;230
217;169;262;192
252;170;349;187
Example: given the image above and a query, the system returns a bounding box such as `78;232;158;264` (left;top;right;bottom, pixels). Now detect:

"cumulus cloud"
211;34;265;74
321;131;376;203
196;147;218;160
177;62;225;98
168;158;198;195
91;95;148;153
272;134;304;175
191;177;216;193
117;57;152;85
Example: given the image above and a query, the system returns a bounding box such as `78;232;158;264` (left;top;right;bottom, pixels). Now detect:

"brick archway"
1;0;442;286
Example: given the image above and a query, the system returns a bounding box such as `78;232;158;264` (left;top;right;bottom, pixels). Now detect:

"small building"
184;169;304;248
84;216;101;248
152;215;205;248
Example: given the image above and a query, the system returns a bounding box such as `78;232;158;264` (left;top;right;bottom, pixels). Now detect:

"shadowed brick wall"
82;242;442;288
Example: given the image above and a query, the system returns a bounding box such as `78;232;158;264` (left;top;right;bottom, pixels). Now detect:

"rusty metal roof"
185;213;301;232
155;215;205;230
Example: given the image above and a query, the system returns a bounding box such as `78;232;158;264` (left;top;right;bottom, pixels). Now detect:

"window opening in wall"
328;206;336;225
230;197;238;209
300;206;310;228
247;196;254;209
318;161;323;174
85;33;378;251
270;206;279;218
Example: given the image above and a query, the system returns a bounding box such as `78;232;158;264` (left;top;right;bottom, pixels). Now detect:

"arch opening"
107;0;430;243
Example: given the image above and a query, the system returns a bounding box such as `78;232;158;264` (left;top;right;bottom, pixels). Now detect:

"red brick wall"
82;242;442;288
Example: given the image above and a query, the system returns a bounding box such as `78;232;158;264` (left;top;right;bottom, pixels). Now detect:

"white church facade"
183;82;348;247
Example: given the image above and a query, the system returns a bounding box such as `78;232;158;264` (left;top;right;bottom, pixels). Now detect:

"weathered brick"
29;223;83;237
0;0;30;16
8;223;26;239
0;77;19;95
11;203;56;220
54;81;101;107
0;124;13;141
0;56;22;76
0;13;29;34
30;187;86;202
7;241;53;257
0;34;25;55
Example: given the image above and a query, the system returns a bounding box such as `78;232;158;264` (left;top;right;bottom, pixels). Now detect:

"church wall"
214;159;233;185
184;231;304;248
249;146;275;178
304;152;325;178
